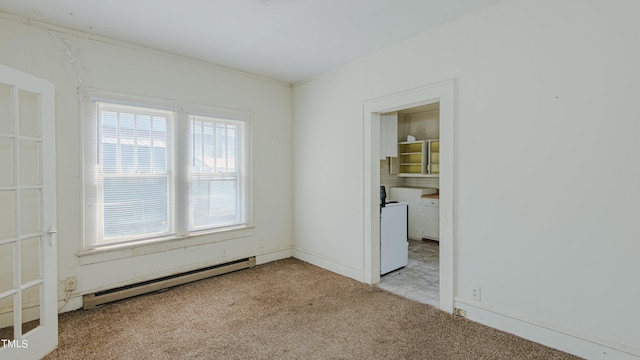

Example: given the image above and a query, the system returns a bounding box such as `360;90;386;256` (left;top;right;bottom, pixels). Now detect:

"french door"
0;64;57;360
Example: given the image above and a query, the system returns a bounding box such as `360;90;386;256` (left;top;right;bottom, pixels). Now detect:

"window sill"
76;225;255;266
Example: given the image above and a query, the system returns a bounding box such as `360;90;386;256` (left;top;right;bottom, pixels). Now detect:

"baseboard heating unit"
83;257;256;309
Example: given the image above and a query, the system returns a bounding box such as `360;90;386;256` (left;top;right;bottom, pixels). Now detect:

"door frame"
363;79;455;313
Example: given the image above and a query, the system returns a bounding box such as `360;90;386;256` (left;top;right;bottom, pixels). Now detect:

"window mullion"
116;112;121;173
202;121;206;173
133;115;138;173
149;115;154;175
174;111;190;236
224;124;228;173
211;122;218;173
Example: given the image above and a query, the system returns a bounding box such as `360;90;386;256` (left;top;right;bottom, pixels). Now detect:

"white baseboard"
57;249;291;315
255;248;293;265
455;299;640;360
58;296;84;314
292;248;363;281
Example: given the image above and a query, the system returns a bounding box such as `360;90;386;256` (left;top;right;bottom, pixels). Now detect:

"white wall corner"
292;248;364;282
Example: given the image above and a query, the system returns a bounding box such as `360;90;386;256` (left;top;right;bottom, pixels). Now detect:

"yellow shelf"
397;139;439;177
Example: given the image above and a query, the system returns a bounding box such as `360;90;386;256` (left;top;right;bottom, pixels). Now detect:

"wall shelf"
397;140;439;177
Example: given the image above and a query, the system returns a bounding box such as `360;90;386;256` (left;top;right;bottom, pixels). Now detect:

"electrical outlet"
453;308;466;317
471;286;481;301
65;277;76;292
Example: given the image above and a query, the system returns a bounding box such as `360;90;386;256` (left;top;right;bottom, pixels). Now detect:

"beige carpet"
43;258;581;360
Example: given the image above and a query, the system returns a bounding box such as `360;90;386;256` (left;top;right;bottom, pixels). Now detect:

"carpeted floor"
43;258;581;360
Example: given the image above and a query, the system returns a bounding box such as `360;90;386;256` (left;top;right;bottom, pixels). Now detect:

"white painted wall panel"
293;0;640;357
0;15;293;309
293;62;366;277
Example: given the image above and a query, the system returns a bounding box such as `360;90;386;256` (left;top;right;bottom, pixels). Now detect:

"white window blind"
83;92;251;248
85;101;176;246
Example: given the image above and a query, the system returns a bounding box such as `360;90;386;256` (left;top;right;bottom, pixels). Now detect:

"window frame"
95;102;176;244
81;89;252;249
188;115;247;232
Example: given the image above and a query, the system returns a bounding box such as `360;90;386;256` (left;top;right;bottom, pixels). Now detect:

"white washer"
380;202;408;275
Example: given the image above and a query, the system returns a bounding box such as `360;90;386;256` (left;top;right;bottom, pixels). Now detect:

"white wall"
292;61;369;280
0;15;293;311
293;0;640;358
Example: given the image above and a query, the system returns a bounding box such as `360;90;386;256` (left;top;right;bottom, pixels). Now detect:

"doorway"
363;80;454;313
378;103;441;307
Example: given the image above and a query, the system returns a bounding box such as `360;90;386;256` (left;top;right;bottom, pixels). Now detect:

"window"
96;103;173;241
190;116;243;230
83;93;250;248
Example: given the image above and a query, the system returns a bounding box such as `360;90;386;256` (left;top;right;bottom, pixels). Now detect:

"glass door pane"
21;284;41;336
19;141;40;186
0;191;14;239
0;139;13;186
0;84;12;134
0;295;15;348
0;242;14;294
18;89;39;138
20;237;41;285
20;190;41;235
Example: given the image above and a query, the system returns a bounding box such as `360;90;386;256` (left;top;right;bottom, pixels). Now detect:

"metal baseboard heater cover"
83;257;256;309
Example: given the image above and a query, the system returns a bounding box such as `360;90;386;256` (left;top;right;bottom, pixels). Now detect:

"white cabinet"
398;139;439;177
389;187;437;240
422;198;439;241
380;112;398;159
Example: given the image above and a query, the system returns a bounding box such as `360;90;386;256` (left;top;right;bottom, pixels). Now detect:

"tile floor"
377;239;440;308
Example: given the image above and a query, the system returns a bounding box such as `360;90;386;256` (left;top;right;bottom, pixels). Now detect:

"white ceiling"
0;0;499;83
